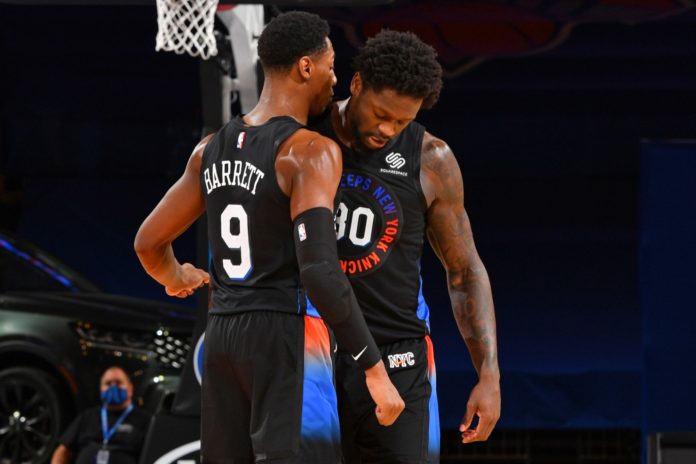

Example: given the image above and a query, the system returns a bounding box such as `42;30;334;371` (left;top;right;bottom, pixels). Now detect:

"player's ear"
298;56;313;80
350;72;362;97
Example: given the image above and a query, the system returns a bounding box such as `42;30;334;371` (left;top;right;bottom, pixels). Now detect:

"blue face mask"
101;384;128;406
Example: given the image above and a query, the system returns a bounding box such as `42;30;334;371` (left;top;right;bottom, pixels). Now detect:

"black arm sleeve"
294;207;381;370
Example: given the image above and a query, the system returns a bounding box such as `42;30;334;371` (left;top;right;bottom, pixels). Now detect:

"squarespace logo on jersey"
380;151;408;177
335;170;403;276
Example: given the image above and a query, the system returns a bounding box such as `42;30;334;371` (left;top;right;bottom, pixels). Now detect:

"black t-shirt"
59;406;152;464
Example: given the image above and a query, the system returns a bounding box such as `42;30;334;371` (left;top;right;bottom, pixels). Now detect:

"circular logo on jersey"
193;332;205;386
336;170;403;277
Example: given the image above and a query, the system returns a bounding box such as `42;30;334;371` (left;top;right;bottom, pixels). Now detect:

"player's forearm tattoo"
424;137;499;376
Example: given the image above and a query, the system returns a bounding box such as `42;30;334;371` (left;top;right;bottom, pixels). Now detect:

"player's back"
201;115;305;315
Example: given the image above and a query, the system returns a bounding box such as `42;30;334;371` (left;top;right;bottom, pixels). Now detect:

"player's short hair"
352;29;443;109
257;11;330;72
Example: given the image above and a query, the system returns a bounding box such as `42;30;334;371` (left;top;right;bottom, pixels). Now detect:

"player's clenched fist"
364;361;406;426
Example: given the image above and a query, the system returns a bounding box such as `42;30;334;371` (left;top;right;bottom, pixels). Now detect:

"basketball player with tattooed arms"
312;30;501;463
134;12;403;464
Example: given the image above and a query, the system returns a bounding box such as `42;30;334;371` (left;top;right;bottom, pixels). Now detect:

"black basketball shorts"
336;336;440;464
201;311;341;464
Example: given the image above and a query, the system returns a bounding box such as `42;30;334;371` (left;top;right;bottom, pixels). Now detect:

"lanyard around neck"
101;404;134;445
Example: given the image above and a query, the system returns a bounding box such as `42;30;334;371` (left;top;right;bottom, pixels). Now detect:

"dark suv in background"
0;230;195;464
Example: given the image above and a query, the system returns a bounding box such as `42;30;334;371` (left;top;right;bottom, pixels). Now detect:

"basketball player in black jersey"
312;30;501;463
134;12;404;464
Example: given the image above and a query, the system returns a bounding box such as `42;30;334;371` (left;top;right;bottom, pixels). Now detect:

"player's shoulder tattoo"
421;132;463;203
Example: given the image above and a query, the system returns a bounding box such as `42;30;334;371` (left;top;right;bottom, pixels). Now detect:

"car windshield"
0;235;98;293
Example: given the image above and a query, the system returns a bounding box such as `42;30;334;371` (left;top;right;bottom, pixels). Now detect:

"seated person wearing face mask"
51;366;152;464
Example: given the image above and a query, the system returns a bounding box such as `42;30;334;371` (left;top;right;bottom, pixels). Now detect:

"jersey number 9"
221;204;252;280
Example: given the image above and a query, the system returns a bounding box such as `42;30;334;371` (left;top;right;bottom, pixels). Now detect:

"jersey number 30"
335;202;375;247
221;204;252;280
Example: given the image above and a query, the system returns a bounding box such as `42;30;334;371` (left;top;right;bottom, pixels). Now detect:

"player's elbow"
447;267;468;290
133;226;162;265
133;229;151;257
448;259;489;291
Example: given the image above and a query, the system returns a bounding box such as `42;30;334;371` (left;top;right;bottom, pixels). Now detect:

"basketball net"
155;0;220;59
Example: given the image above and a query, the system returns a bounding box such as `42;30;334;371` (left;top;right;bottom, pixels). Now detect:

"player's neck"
244;79;309;126
333;98;356;148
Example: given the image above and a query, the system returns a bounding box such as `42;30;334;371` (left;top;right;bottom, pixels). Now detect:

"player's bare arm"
275;129;341;217
134;135;212;298
421;131;501;443
277;129;405;426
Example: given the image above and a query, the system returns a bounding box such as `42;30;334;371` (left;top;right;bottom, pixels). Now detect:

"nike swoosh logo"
352;345;368;361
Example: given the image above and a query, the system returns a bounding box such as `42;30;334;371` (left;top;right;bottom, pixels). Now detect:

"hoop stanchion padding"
156;0;219;59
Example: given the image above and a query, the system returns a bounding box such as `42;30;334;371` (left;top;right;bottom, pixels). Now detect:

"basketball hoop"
155;0;220;59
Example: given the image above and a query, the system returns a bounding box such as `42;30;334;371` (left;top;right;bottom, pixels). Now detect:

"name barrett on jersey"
203;160;265;195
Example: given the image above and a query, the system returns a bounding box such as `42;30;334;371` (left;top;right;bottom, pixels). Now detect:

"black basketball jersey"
313;111;431;345
201;116;307;315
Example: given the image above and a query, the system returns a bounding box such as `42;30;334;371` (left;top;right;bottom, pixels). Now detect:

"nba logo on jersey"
298;223;307;241
237;132;246;149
